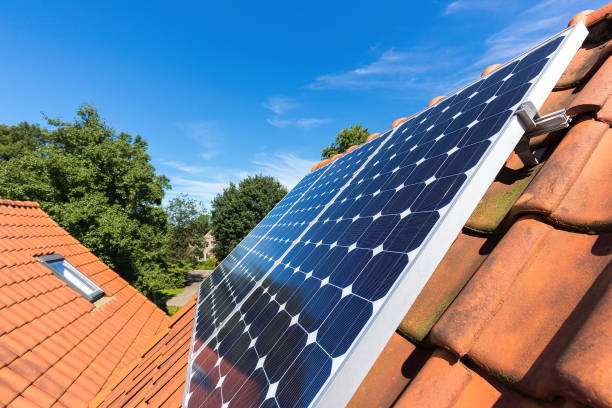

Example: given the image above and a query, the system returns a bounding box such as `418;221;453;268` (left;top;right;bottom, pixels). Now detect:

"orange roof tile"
0;199;169;407
91;296;196;408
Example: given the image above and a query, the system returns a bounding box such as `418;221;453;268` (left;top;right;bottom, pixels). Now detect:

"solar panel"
184;23;587;408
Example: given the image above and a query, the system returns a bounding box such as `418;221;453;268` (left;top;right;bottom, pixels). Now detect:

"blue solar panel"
184;23;587;408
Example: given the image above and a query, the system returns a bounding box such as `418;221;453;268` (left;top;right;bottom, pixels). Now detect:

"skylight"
38;254;104;302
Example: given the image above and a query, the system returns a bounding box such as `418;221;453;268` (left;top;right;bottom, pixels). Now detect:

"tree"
0;104;172;296
211;175;287;261
166;193;210;264
321;124;370;159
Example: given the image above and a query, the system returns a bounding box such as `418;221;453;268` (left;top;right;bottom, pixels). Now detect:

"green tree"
166;193;210;264
321;124;370;159
211;175;287;261
0;104;172;297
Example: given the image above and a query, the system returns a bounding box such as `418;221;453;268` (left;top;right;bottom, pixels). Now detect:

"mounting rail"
514;101;571;166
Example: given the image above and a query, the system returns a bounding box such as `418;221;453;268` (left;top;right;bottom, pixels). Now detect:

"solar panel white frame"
183;22;588;408
312;22;587;408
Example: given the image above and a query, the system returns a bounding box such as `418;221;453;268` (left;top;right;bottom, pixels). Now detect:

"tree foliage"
321;124;370;159
166;193;210;264
211;175;287;261
0;104;175;296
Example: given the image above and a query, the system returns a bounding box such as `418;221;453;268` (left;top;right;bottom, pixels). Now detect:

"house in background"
201;231;216;261
0;4;611;408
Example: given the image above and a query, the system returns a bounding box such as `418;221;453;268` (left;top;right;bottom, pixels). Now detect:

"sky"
0;0;605;206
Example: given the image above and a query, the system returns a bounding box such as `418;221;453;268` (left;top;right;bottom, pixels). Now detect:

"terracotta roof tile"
567;55;612;116
394;349;472;408
0;199;169;406
556;267;612;407
347;333;430;407
0;366;31;400
398;230;499;341
432;222;612;402
511;117;610;232
92;297;197;408
21;384;57;408
7;395;41;408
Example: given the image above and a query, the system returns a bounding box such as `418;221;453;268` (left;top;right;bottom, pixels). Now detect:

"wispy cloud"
164;152;318;205
253;153;318;189
307;46;461;90
463;0;603;72
167;177;228;204
443;0;503;15
307;0;602;95
308;49;436;90
177;121;224;161
264;96;299;115
160;160;205;175
267;117;330;129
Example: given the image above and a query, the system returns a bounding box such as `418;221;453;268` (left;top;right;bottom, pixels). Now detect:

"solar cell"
184;23;587;408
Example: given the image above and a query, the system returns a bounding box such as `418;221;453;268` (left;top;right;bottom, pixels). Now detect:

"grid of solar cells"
186;30;571;408
193;168;329;345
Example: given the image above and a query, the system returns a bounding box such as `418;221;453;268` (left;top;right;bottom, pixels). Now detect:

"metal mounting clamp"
514;101;571;166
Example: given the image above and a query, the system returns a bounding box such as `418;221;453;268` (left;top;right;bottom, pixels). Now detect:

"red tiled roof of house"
94;4;612;407
0;199;169;407
91;296;196;408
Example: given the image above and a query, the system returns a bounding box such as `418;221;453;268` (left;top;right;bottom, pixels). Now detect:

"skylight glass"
38;254;104;301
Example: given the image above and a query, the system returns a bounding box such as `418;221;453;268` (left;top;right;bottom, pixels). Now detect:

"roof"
0;199;169;407
91;297;196;408
11;4;612;407
90;296;196;408
348;6;612;407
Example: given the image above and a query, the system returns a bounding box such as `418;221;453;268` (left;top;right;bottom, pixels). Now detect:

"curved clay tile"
345;144;360;153
312;158;331;172
481;64;502;77
330;153;343;162
391;117;409;128
585;4;612;26
428;96;445;107
568;10;594;26
366;132;382;142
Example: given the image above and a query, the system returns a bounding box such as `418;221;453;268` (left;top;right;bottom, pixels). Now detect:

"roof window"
38;254;104;301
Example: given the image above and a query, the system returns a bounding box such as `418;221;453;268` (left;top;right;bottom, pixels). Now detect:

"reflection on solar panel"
184;23;587;408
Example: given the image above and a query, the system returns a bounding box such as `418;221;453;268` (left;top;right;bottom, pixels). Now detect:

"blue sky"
1;0;605;206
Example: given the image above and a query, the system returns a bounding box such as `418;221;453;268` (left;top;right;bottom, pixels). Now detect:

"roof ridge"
0;199;40;208
167;294;197;328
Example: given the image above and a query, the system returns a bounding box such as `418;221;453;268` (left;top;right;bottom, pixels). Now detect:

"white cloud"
307;48;463;91
166;177;228;204
177;121;224;161
264;96;299;115
466;0;606;71
200;151;216;160
443;0;503;15
307;0;605;95
267;117;330;129
164;152;318;206
252;153;318;189
160;160;205;175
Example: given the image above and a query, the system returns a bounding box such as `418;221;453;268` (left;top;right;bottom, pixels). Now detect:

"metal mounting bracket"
514;101;571;166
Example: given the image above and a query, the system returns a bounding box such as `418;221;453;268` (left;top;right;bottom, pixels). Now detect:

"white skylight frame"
38;254;105;302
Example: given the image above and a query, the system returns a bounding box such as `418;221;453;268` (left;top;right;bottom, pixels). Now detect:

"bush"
198;258;218;270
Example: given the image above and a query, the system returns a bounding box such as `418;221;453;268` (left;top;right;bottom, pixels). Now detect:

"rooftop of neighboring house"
0;199;170;407
1;4;612;408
